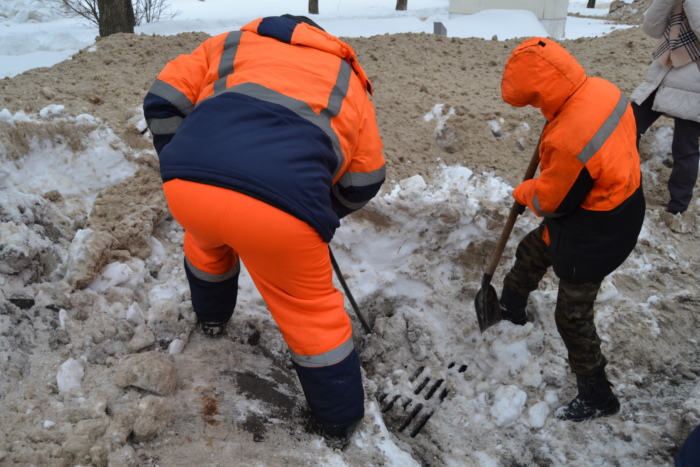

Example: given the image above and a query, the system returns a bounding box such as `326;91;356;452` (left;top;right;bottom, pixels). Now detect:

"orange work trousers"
163;179;352;358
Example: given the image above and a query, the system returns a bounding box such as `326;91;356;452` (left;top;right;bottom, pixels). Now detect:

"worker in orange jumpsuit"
498;38;645;421
142;15;385;449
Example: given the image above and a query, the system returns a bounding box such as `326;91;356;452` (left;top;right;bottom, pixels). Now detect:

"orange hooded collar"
501;37;587;121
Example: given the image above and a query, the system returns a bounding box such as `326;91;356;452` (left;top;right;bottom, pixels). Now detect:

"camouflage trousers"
502;226;608;376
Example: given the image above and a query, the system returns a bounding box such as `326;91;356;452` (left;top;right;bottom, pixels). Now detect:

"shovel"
474;131;543;333
329;246;372;334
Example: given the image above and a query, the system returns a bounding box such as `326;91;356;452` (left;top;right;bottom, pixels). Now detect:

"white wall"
449;0;569;38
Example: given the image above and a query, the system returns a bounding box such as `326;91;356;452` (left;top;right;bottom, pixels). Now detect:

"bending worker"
498;38;645;421
143;15;386;449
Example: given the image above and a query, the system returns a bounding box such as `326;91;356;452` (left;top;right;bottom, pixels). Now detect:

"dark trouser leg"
631;93;661;147
667;118;700;214
676;424;700;466
500;226;551;324
293;350;364;450
554;278;620;421
554;278;606;376
184;257;240;330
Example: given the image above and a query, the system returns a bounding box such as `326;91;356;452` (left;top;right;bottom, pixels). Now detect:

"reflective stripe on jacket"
502;38;641;217
501;38;645;283
143;16;386;242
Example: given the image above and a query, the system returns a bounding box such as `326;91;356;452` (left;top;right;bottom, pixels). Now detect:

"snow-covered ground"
2;0;699;466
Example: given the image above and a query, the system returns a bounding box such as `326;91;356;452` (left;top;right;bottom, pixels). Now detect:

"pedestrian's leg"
555;278;619;421
631;92;661;147
500;225;551;324
667;118;700;214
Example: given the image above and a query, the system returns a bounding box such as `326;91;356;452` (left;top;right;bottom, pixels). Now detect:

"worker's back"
144;16;385;242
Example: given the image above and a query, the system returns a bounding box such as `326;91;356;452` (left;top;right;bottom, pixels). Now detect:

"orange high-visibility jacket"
501;38;645;283
143;16;386;242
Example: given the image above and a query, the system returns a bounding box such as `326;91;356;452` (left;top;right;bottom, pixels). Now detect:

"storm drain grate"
377;362;466;437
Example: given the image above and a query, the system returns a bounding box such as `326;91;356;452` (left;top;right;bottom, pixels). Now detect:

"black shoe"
556;370;620;422
200;321;228;338
315;419;361;451
499;286;528;326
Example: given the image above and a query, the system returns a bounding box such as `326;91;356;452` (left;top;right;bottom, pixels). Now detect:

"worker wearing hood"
498;38;645;422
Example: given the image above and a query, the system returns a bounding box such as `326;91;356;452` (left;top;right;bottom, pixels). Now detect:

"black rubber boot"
499;285;528;326
199;321;228;338
184;258;239;338
556;370;620;422
316;419;361;451
293;350;364;451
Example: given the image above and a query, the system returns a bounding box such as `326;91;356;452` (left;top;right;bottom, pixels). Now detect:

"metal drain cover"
377;362;466;437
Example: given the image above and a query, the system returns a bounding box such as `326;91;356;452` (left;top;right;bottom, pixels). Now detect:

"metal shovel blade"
474;279;502;333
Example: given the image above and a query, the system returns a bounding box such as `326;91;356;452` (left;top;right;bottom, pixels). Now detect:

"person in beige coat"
631;0;700;214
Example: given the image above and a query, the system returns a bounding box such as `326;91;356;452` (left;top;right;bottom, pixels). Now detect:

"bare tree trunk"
587;0;596;7
97;0;135;37
309;0;318;14
396;0;407;10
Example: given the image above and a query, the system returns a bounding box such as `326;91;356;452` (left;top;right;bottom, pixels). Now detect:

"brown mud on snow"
2;4;700;466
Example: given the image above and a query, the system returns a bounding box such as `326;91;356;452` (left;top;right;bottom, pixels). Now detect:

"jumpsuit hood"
501;37;588;121
240;16;373;95
280;14;325;32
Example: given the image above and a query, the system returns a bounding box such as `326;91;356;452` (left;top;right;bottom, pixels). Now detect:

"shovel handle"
483;130;544;278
